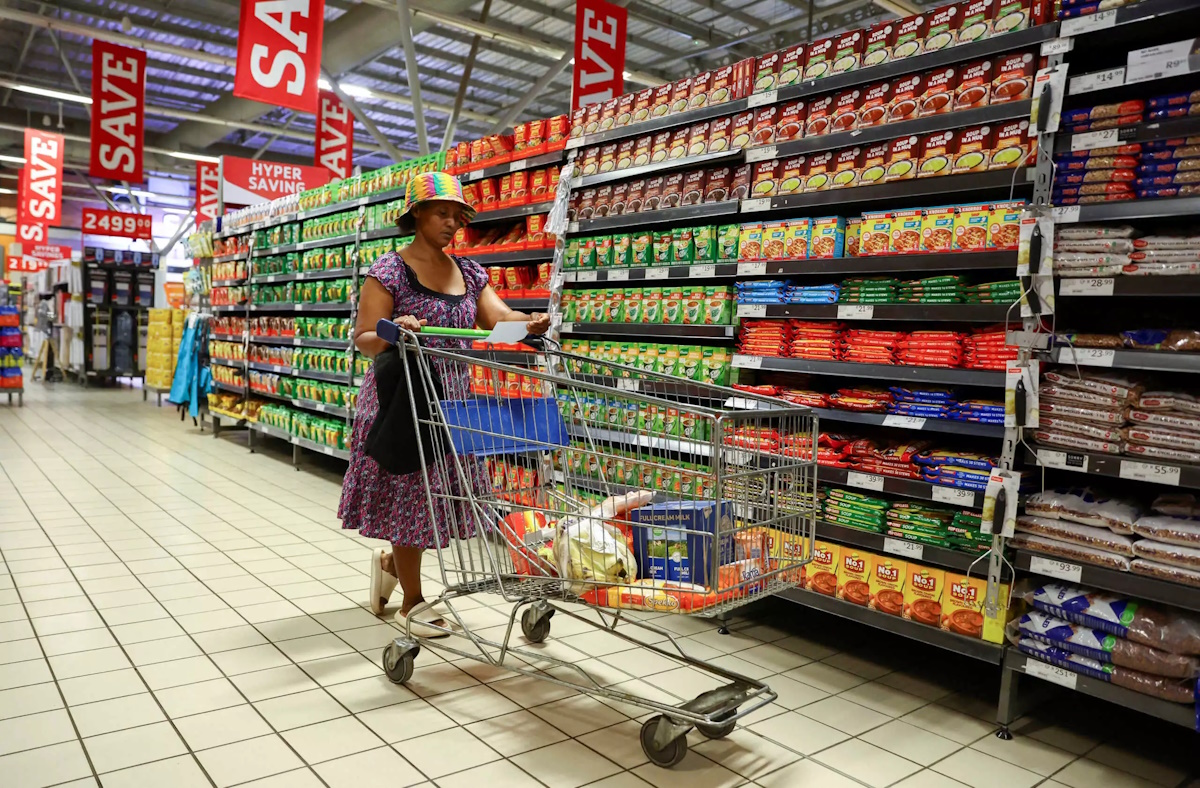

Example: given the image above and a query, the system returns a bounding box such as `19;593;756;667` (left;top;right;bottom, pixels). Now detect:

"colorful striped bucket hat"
396;171;477;235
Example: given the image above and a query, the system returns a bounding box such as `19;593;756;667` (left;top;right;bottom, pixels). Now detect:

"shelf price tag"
1024;658;1079;689
646;267;670;280
1041;36;1074;56
1059;278;1114;296
508;159;528;172
737;304;767;318
748;89;778;108
608;270;629;281
1126;39;1194;85
737;262;767;276
1070;66;1125;95
1051;206;1081;224
846;471;886;491
1061;8;1116;36
1058;347;1115;367
932;486;975;505
616;378;639;392
322;446;334;456
568;221;580;233
882;415;926;430
733;354;763;369
837;305;874;320
1070;129;1118;152
741;197;771;213
746;145;778;163
691;264;716;278
1028;555;1083;583
883;537;924;561
1120;460;1181;486
1037;448;1089;472
577;271;597;282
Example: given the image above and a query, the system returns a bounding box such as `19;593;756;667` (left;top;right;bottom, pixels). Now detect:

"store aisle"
0;385;1195;788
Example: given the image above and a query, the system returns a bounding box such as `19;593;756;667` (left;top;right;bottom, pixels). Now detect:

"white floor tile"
173;704;273;751
0;739;93;788
511;739;622;788
83;720;188;773
281;716;381;765
0;709;79;756
68;693;166;737
97;754;212;788
311;746;426;788
464;709;568;757
931;748;1042;788
813;737;922;787
196;734;305;787
392;727;499;779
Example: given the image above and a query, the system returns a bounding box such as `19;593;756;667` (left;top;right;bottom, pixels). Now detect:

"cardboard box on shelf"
869;555;906;616
837;547;872;606
942;571;1009;643
904;564;945;626
806;540;840;596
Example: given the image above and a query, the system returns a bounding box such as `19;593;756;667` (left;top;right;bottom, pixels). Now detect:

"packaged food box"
859;142;890;186
889;73;924;122
777;44;806;88
731;111;755;150
785;219;812;258
765;528;806;584
731;164;752;201
593;185;614;218
952;124;994;174
630;136;653;169
751;159;781;198
955;59;993;111
864;20;896;68
569;107;587;140
956;0;995;44
754;51;781;92
718;225;740;259
598;98;619;132
681;170;707;206
832;89;863;133
804;36;835;80
859;82;892;127
923;4;961;52
709;65;736;106
846;218;861;256
779;156;807;195
650;131;672;164
831;147;862;189
837;548;872;606
919;130;957;178
990;200;1024;249
941;571;1009;643
869;555;906;616
654;230;673;264
689;71;712;111
893;13;928;60
990;120;1030;169
579;237;597;268
921;206;957;252
830;29;865;75
806;95;835;136
632;87;654;124
860;211;894;255
994;0;1036;33
670;77;694;114
580;147;600;177
584;103;603;135
686;122;711;157
891;209;923;254
695;225;718;261
673;227;696;263
992;51;1035;103
596;236;614;268
628;501;736;587
705;286;733;325
921;67;958;116
804;151;835;191
651;84;673;118
738;223;764;260
643;176;665;211
954;202;991;250
613;234;632;267
615;140;636;171
777;100;806;143
752;106;780;147
705;168;733;202
626;180;647;213
806;540;840;596
811;216;845;258
709;116;733;153
661;172;686;209
903;565;944;626
884;135;921;181
762;221;789;259
632;232;653;266
667;128;690;160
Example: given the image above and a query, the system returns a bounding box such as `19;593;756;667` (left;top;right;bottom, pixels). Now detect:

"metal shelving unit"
736;355;1006;387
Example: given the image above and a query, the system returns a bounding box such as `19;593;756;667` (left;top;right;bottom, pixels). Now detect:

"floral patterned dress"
339;250;491;547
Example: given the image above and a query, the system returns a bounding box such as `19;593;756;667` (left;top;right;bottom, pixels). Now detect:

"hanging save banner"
315;90;353;180
233;0;326;113
15;168;47;249
195;160;221;227
572;0;627;111
9;243;72;274
82;207;153;240
220;154;331;205
20;128;65;228
89;40;146;183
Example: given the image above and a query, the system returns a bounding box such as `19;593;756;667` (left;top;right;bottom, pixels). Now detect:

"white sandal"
395;607;452;639
370;548;399;615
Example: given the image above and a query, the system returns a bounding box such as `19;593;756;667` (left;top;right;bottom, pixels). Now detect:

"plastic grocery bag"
554;491;654;595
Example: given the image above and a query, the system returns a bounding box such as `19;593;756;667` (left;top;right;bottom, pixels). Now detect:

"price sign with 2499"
81;207;153;240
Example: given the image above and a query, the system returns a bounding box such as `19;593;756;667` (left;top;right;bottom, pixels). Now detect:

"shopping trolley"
374;318;818;767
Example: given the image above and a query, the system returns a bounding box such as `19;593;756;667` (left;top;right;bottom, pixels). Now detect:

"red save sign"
20;128;65;227
82;208;153;240
315;90;354;180
195;161;220;227
90;40;146;183
16;168;47;248
220;154;331;205
233;0;326;113
572;0;627;111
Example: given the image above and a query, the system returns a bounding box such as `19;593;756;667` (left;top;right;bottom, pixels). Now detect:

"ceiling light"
0;154;25;164
167;151;220;163
14;84;92;104
338;83;372;99
0;187;16;194
160;207;193;216
317;78;332;90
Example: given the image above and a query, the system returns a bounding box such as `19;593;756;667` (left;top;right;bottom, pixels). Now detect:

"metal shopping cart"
374;318;818;767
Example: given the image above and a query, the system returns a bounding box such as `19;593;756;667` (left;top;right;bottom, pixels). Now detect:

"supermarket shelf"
569;200;742;234
249;421;294;442
742;169;1032;216
209;358;247;369
253;388;352;419
1050;346;1200;374
734;355;1006;387
818;520;1000;575
752;100;1033;164
1056;275;1200;297
211;305;246;314
246;362;356;386
252;268;358;284
1026;444;1200;490
1054;196;1200;223
1060;0;1200;38
359;227;401;242
294;436;351;461
741;304;1011;322
215;188;412;240
561;322;736;339
249;336;350;351
212;278;247;287
1004;650;1195;728
778;587;1003;664
574;149;743;190
570;97;757;151
458;148;566;183
572;374;730;400
565;424;714;458
810;407;1006;438
211;332;246;343
253;234;356;257
469;249;556;267
249;303;353;313
247;361;293;375
563;251;1019;284
1014;549;1200;613
208;408;246;424
817;465;985;510
212;253;247;264
503;298;550;311
1055;115;1200;154
470;200;553;224
213;380;246;395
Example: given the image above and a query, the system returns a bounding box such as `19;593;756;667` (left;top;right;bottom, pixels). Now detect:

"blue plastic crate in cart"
440;396;568;457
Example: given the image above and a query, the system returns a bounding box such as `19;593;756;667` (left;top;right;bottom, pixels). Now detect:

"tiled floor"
1;383;1196;788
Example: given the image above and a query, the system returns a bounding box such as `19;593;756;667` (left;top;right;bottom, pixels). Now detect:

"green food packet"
605;289;623;322
623;288;643;323
654;231;673;265
717;224;740;260
612;234;632;267
597;236;614;268
672;227;695;264
695;225;717;262
578;238;597;269
662;287;684;324
643;287;663;323
631;232;653;267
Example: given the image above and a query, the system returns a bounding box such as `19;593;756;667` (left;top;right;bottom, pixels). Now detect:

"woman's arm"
355;276;422;358
476;284;550;335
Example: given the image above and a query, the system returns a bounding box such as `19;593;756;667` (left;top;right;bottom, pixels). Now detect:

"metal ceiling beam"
615;0;763;58
442;0;491;151
323;70;406;163
395;0;429;156
2;10;41;107
490;50;572;134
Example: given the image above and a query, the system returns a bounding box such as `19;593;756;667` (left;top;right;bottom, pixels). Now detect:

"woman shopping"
339;171;549;637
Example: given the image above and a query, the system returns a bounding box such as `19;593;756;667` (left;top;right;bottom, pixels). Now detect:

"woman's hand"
397;315;427;333
526;313;551;336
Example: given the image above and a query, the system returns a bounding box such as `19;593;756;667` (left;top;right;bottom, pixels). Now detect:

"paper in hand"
484;321;529;345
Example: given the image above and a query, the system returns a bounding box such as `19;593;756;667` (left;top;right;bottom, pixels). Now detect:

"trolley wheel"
696;712;737;740
382;644;415;685
640;716;688;768
521;608;551;644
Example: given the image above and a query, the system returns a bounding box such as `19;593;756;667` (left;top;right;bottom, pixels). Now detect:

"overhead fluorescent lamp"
167;151;220;163
318;78;332;90
338;83;372;99
0;187;16;194
14;84;92;104
0;154;26;164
